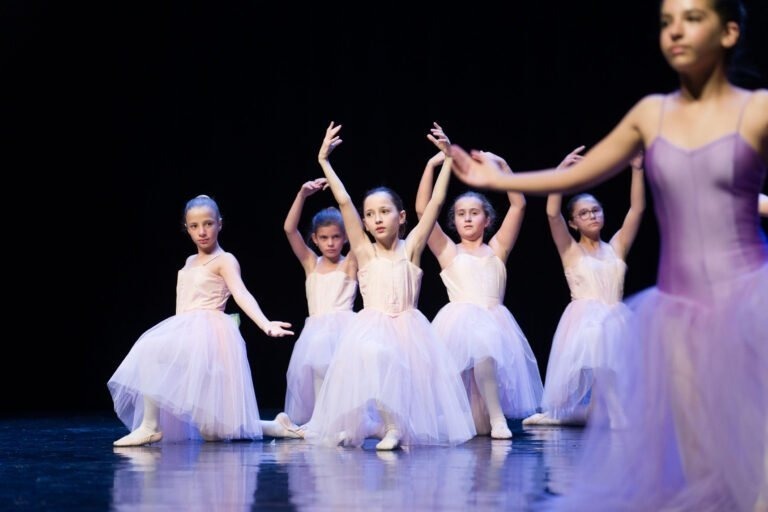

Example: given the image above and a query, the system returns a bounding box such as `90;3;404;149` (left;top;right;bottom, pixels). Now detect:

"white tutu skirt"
431;302;543;431
284;311;355;425
108;309;263;442
551;263;768;511
540;299;633;422
303;308;476;447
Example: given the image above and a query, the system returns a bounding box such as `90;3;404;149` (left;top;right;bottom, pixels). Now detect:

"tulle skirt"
539;299;633;422
303;308;476;447
284;310;355;425
431;302;543;432
108;309;263;442
550;263;768;511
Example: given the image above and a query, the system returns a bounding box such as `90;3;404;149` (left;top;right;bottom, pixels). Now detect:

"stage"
1;412;585;511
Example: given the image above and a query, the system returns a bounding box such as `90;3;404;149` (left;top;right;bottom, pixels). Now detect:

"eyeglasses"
574;206;603;220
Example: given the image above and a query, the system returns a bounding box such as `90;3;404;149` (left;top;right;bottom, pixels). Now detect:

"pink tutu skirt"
284;310;355;425
540;299;633;422
432;302;543;431
303;308;476;447
551;263;768;511
108;309;263;442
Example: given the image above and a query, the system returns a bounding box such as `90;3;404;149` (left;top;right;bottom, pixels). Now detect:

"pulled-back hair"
182;194;221;229
565;193;602;220
446;191;497;235
363;186;407;237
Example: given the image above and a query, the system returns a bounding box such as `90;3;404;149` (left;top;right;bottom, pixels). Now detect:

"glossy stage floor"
2;411;587;511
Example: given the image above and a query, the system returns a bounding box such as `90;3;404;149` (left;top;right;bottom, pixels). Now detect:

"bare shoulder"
622;93;666;139
214;251;240;272
741;88;768;158
630;93;665;121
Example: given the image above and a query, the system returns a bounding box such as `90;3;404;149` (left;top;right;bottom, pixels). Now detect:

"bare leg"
474;358;512;439
113;397;163;447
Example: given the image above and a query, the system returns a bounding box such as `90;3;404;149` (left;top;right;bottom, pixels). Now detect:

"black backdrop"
5;1;768;415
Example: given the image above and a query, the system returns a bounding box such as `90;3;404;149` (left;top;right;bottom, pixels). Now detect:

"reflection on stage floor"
1;412;587;511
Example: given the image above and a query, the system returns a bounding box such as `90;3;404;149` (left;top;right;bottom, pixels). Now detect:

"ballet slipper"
275;412;305;439
113;427;163;447
490;419;513;439
337;430;350;446
375;428;401;451
522;413;546;426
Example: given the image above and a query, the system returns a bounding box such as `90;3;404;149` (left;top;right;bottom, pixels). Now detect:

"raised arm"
545;146;586;261
450;97;652;195
316;122;372;263
284;178;328;274
405;122;453;265
416;123;456;264
485;151;526;262
218;253;294;337
609;151;646;260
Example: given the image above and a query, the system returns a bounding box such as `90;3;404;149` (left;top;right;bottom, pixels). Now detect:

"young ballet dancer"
448;0;766;509
415;123;543;439
108;194;303;446
523;149;645;427
283;178;358;425
300;121;476;450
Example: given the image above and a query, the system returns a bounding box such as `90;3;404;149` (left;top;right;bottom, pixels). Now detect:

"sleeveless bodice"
175;266;230;313
645;133;768;298
439;252;505;308
564;246;626;304
305;270;357;316
357;253;422;316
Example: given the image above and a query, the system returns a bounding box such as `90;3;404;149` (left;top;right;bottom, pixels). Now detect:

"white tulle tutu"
109;309;263;442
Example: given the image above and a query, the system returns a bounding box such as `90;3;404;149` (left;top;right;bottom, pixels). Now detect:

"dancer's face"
363;191;405;243
453;196;489;241
659;0;739;74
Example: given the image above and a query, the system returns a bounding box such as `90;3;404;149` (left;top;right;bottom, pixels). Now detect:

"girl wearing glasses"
524;150;645;427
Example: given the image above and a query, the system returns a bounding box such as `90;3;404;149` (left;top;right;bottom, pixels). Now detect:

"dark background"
5;1;768;415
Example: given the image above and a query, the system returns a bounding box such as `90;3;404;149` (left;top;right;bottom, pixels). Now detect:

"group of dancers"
107;1;767;510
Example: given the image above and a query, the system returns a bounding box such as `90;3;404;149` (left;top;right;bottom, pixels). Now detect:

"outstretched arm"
284;178;328;274
316;122;372;263
486;151;526;262
218;253;294;337
416;122;455;264
545;146;586;261
406;122;453;265
450;98;649;194
609;151;646;260
759;193;768;217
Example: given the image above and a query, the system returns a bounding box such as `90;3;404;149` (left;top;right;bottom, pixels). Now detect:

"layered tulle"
303;307;476;447
108;309;263;442
284;310;355;425
550;263;768;511
431;302;543;431
539;299;633;423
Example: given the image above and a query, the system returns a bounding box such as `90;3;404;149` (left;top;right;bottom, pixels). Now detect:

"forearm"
234;293;272;334
429;157;453;207
629;167;645;214
284;192;306;233
546;192;563;218
318;159;352;207
415;162;436;218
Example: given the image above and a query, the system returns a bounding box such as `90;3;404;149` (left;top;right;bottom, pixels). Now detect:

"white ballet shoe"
490;419;513;439
113;427;163;447
337;430;350;446
275;412;304;439
375;428;401;451
523;412;563;426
